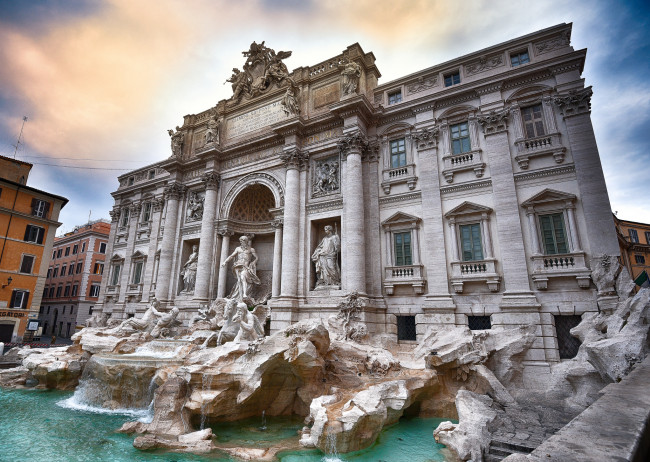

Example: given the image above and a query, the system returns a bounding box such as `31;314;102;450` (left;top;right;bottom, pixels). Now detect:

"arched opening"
229;184;275;222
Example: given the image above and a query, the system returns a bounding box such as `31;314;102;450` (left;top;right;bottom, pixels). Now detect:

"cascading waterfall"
323;426;343;462
259;409;267;431
199;373;214;430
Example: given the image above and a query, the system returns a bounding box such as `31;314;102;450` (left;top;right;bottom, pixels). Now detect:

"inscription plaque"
226;100;287;139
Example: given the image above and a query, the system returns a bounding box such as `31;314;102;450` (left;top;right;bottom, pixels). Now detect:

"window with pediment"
380;125;417;194
439;108;485;183
381;212;425;295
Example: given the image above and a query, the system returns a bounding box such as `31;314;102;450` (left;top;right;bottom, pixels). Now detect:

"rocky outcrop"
0;345;86;390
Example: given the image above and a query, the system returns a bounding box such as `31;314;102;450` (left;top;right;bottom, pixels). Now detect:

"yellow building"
0;155;67;343
613;214;650;287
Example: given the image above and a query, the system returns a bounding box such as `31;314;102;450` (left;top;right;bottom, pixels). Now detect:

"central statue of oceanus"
221;235;260;302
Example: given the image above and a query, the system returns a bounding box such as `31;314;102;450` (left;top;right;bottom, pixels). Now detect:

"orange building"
613;214;650;287
0;155;67;343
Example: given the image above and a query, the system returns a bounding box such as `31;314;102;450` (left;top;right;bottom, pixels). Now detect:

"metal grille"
397;316;416;341
554;315;582;359
468;315;491;330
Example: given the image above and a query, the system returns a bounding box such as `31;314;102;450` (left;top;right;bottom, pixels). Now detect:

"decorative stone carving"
204;110;222;146
335;291;366;341
201;171;221;190
281;85;300;117
198;298;268;347
465;54;504;76
109;207;120;222
477;109;509;135
168;126;184;158
280;149;309;170
553;86;593;116
534;29;571;55
226;41;294;104
186;191;204;222
152;197;165;212
114;297;164;336
339;58;362;95
271;217;283;229
406;75;437;95
220;235;260;302
85;312;109;328
337;131;368;157
412;126;440;149
312;224;341;289
150;306;181;338
164;182;187;200
591;254;620;296
181;245;198;293
312;157;340;197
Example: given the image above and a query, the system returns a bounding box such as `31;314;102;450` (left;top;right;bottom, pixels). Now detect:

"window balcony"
381;163;417;194
441;149;485;183
530;252;591;290
383;264;425;295
450;259;500;293
514;133;566;169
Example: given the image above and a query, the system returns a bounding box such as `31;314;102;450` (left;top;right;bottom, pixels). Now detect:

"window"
120;209;130;227
646;231;650;244
48;287;54;298
76;262;83;274
89;306;94;315
47;306;51;314
468;316;492;330
397;316;416;341
55;286;62;298
71;284;79;297
555;315;582;359
52;250;56;259
132;261;143;284
64;285;70;297
47;268;52;279
148;169;155;179
93;262;104;275
70;306;74;314
52;267;59;278
450;122;471;154
89;285;101;297
39;306;44;314
24;225;45;244
388;90;402;105
61;264;67;275
68;265;74;276
111;265;122;286
62;306;66;316
10;290;29;309
444;71;460;87
72;244;78;254
390;138;407;168
64;247;70;256
42;287;48;298
539;213;568;255
57;249;62;258
19;255;35;274
81;242;86;253
629;229;639;243
510;50;530;67
99;242;107;254
394;232;412;266
142;202;152;223
459;223;484;261
521;104;546;138
31;199;49;218
635;255;646;264
128;176;135;186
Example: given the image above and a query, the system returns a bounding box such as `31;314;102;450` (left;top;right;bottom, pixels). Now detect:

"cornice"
440;179;492;195
306;198;343;215
379;191;422;206
514;164;576;182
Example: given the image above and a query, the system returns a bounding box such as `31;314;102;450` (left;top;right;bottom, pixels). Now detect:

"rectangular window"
52;267;59;278
52;250;56;259
19;255;35;274
394;232;412;266
629;229;639;243
111;265;122;286
510;50;530;67
48;287;54;298
64;285;71;297
89;285;101;297
72;244;78;254
645;231;650;244
94;262;104;275
390;138;407;168
388;90;402;105
521;104;546;138
142;202;152;222
468;315;492;330
57;249;62;258
555;315;582;359
10;290;29;309
24;225;45;244
132;261;144;284
71;285;79;297
55;286;62;298
61;264;67;276
635;255;646;264
99;242;107;254
81;242;86;253
42;287;48;298
397;315;417;341
128;176;135;186
444;71;460;87
148;170;155;179
539;213;568;255
121;209;130;227
47;268;52;279
460;223;484;261
76;262;83;274
64;247;70;256
450;122;471;155
68;265;74;276
31;198;49;218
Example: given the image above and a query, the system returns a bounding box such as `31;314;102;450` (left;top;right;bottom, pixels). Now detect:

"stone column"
526;206;542;255
565;202;581;252
448;218;459;261
194;172;221;301
95;206;121;314
364;142;382;296
156;182;186;302
142;196;164;299
271;218;283;297
279;149;307;298
118;202;141;304
217;230;233;298
338;131;367;294
481;213;494;259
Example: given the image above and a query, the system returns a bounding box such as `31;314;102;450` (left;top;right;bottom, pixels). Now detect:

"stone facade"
96;24;619;378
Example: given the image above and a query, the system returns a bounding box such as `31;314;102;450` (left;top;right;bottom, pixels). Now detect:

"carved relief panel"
312;155;340;198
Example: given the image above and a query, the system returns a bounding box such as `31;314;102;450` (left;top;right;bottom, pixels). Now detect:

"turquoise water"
0;388;454;462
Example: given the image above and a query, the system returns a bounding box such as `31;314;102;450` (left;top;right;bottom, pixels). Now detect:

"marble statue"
340;59;362;95
312;225;341;288
199;298;267;348
85;311;109;328
167;126;184;158
115;297;163;335
186;192;204;222
150;306;181;338
226;68;249;102
204;111;221;145
221;236;260;302
181;245;199;293
233;302;265;342
282;86;299;116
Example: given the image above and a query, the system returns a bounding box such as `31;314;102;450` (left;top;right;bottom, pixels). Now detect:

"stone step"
489;438;538;454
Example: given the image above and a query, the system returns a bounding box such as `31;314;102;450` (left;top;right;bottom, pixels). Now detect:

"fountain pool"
0;388;455;461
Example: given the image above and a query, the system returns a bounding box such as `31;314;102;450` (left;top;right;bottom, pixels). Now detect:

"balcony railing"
514;133;566;169
530;252;591;290
383;264;425;295
450;259;500;293
441;149;485;183
381;163;417;194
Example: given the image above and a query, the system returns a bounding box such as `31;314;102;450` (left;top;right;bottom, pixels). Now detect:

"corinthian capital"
552;86;592;117
163;182;187;200
202;171;221;190
337;131;368;158
477;108;509;135
109;206;121;222
412;126;440;149
280;148;309;170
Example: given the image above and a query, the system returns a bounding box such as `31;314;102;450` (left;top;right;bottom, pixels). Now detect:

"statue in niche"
204;111;222;145
167;126;184;158
313;159;339;196
221;235;261;302
312;224;341;288
186;192;204;222
339;59;362;95
282;86;299;117
181;245;199;293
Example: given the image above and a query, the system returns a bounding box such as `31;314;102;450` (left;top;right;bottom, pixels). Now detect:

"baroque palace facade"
96;23;619;372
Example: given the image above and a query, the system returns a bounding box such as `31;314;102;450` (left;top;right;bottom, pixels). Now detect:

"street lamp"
2;276;12;288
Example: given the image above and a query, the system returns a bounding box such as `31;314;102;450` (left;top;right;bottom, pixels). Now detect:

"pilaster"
194;172;221;301
156;182;186;302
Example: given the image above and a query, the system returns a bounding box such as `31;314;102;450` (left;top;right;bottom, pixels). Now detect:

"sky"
0;0;649;233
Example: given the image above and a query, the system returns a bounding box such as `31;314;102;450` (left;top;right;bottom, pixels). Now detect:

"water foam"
57;395;152;421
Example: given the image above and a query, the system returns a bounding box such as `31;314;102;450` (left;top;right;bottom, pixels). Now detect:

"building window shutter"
43;202;50;218
21;292;29;309
31;198;38;215
10;290;16;308
37;227;44;244
24;225;31;241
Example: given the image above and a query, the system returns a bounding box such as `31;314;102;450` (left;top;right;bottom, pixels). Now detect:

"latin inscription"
221;146;283;170
305;127;343;145
227;101;287;139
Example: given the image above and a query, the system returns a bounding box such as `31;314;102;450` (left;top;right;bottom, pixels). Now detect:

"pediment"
445;201;492;218
506;84;552;103
439;104;477;119
379;122;413;137
110;253;125;262
381;211;421;227
522;189;576;207
132;250;147;258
